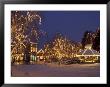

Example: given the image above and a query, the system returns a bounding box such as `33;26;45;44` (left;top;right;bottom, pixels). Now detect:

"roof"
37;49;44;54
37;49;44;56
77;49;100;55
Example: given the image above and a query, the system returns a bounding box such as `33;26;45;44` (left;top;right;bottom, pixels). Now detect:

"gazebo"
76;44;100;63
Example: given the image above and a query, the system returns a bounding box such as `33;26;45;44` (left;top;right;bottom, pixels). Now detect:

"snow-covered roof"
77;49;99;55
37;49;44;54
37;49;44;56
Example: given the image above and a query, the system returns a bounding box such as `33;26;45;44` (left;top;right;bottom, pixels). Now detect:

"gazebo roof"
77;49;99;55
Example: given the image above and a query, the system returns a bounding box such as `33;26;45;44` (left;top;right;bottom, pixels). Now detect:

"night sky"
38;11;100;49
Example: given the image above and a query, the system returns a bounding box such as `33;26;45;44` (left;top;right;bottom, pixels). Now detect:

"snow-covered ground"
11;63;100;77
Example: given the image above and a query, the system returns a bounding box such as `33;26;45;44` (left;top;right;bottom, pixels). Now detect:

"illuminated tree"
81;28;100;52
43;33;81;64
11;11;41;64
81;30;94;49
92;28;100;52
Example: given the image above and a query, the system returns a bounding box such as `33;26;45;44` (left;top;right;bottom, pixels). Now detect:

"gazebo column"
84;57;86;63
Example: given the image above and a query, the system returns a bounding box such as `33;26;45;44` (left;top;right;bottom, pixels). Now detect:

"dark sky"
38;11;100;49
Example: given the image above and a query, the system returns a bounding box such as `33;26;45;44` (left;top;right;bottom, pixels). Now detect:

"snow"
11;63;100;77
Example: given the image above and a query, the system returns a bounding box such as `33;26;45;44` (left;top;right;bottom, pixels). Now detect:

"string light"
11;11;41;63
11;11;99;64
43;34;81;60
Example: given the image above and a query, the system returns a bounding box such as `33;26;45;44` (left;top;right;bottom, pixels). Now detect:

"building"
11;41;38;64
29;42;38;63
11;43;26;65
37;49;44;61
76;44;100;63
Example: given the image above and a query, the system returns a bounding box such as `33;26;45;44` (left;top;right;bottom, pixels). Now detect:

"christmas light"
11;11;41;64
